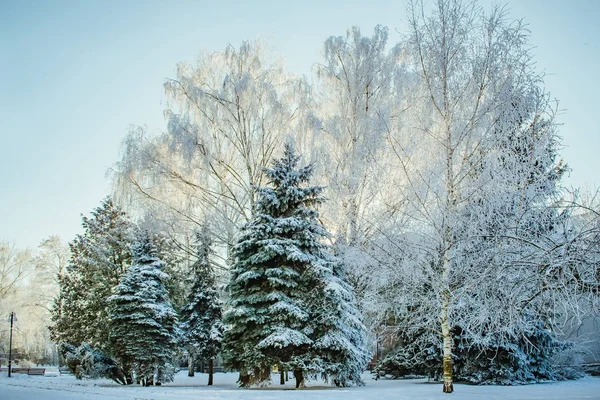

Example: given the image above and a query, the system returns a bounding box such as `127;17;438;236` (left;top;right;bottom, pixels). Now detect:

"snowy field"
1;371;599;400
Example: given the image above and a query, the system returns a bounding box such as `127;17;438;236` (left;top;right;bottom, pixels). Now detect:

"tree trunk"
440;200;454;393
280;368;285;385
239;370;250;387
441;95;454;394
188;352;195;377
154;366;161;386
293;369;305;389
441;292;453;392
347;197;359;245
208;358;214;386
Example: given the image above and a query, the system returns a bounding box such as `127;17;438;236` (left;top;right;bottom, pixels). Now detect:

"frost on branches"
60;342;128;384
102;0;599;391
179;227;224;385
112;40;309;255
108;231;178;386
222;143;369;387
368;0;575;391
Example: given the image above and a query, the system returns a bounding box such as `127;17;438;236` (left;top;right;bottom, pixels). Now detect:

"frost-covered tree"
222;143;368;387
108;231;178;386
0;241;32;302
311;26;402;324
50;198;133;353
368;0;569;392
0;242;46;366
15;236;71;366
545;190;600;312
33;236;70;311
113;40;309;255
374;315;573;385
179;228;224;385
314;25;398;247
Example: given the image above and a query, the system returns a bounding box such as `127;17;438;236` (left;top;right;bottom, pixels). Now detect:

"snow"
1;371;599;400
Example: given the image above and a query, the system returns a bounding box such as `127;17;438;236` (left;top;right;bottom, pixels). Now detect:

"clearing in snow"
1;371;599;400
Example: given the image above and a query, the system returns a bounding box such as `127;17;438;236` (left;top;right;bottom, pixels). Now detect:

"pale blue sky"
1;0;599;249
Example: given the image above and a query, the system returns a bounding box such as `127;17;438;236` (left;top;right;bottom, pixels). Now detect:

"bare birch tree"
113;40;308;254
0;241;32;302
375;0;564;392
314;25;399;246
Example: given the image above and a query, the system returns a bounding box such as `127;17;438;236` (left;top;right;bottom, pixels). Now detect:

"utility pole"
8;312;15;378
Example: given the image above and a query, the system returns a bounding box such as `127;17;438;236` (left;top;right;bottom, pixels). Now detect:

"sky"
1;0;599;250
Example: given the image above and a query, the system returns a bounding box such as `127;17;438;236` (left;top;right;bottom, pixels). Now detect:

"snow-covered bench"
27;368;46;375
44;368;60;377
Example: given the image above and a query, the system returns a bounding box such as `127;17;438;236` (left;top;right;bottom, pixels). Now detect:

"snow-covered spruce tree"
139;219;190;311
49;197;134;381
452;317;573;385
59;342;129;384
309;260;371;387
374;317;572;385
179;227;224;385
222;143;317;387
108;231;178;386
222;143;368;387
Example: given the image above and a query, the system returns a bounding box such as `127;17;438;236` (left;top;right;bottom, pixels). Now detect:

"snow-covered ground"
1;370;599;400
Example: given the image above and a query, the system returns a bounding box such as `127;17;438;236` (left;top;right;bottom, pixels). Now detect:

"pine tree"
179;228;224;385
108;231;178;386
309;261;370;387
222;143;368;387
50;197;133;356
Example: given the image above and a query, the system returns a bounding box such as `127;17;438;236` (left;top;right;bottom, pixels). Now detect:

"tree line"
50;145;368;387
4;0;598;394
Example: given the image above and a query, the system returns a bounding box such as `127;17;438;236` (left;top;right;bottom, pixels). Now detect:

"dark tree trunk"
293;369;305;389
208;359;214;386
239;370;250;387
280;369;285;385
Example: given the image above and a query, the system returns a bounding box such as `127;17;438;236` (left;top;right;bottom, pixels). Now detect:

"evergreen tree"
138;216;190;310
50;197;133;355
179;227;224;385
59;342;129;384
309;261;370;387
374;317;573;385
108;231;178;386
222;143;368;387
